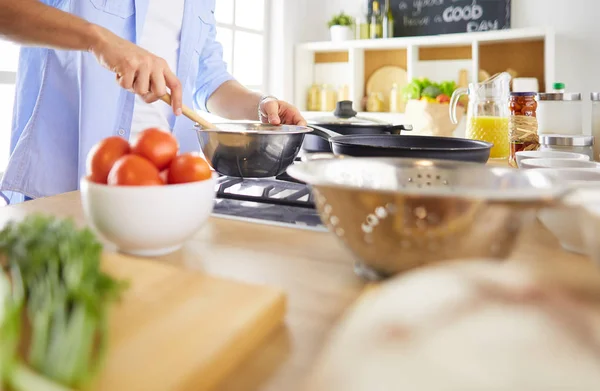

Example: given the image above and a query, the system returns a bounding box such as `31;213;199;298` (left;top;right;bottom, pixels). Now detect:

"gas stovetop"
211;169;326;231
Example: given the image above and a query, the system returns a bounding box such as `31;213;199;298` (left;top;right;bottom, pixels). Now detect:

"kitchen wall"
270;0;600;130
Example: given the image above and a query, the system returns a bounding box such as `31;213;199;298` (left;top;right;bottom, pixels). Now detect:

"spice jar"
509;92;539;167
306;84;321;111
320;84;337;112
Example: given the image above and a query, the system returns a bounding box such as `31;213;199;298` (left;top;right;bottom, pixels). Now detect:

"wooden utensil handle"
160;94;217;129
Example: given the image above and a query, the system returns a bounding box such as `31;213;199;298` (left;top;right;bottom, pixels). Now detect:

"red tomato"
86;136;131;184
167;153;212;184
107;155;164;186
131;128;178;170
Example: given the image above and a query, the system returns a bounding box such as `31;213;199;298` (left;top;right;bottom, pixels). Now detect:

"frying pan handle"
307;125;341;140
387;124;413;134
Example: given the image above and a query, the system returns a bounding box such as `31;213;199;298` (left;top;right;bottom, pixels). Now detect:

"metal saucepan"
304;101;413;153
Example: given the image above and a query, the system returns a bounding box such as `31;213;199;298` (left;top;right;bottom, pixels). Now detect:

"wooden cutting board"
91;252;287;391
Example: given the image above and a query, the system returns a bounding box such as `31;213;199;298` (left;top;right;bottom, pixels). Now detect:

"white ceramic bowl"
530;169;600;254
515;150;589;168
520;158;599;169
80;176;216;256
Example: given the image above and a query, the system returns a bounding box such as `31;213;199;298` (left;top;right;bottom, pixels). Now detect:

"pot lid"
309;101;392;126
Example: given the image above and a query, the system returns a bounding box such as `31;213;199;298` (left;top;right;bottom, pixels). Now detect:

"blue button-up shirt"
1;0;233;204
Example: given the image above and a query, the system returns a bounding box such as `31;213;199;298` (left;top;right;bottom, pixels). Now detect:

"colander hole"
330;216;340;226
443;180;449;185
324;204;332;215
408;177;413;183
426;174;431;179
375;207;388;219
361;223;373;234
367;214;379;226
417;174;422;179
426;182;431;186
436;175;441;180
335;228;345;237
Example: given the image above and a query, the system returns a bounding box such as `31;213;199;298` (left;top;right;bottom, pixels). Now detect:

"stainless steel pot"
196;123;312;178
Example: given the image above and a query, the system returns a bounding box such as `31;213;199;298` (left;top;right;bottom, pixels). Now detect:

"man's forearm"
0;0;105;52
206;80;262;121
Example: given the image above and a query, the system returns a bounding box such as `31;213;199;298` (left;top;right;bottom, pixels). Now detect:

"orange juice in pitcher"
450;72;511;159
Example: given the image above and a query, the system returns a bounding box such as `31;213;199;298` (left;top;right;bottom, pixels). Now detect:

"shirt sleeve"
193;18;235;113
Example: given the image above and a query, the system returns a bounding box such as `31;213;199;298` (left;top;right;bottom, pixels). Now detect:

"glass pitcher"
450;72;512;159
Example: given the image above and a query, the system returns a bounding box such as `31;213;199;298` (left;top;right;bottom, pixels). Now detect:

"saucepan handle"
387;124;413;134
307;125;341;140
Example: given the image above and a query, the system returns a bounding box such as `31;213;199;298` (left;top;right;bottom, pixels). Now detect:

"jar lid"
553;82;565;90
592;92;600;101
540;134;594;147
538;93;582;101
510;92;537;97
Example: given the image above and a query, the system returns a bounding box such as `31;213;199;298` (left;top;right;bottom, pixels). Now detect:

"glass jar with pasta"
509;92;539;167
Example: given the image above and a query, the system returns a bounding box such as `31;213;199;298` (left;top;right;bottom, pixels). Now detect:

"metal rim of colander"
286;157;573;202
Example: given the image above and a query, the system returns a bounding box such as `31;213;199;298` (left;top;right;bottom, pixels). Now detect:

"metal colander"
287;158;567;280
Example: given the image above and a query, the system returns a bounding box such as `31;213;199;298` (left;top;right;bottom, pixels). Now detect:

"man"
0;0;306;204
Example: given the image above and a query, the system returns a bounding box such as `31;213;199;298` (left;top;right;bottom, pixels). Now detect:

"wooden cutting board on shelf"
91;252;287;391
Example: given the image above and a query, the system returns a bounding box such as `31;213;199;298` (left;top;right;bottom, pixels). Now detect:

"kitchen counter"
0;191;589;390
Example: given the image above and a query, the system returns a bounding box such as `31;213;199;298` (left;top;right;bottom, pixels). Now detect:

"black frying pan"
309;125;493;164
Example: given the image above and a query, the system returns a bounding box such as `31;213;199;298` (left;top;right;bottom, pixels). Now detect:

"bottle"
553;82;565;93
383;0;394;38
370;0;383;39
358;1;371;39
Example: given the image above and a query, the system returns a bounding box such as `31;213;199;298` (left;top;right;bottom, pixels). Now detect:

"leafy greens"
0;214;127;391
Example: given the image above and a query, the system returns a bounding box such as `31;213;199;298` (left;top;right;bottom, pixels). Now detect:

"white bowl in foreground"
80;176;216;257
515;150;589;168
520;158;598;169
530;169;600;255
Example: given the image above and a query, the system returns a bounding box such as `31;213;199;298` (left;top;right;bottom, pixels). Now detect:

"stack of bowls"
530;169;600;254
517;150;600;261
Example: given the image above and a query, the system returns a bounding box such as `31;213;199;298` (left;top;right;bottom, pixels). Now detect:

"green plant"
328;12;355;28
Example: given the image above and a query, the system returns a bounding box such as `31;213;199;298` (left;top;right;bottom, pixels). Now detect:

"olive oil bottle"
370;0;383;39
383;0;394;38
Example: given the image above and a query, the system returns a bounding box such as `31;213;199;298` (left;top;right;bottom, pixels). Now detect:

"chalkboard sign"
377;0;511;37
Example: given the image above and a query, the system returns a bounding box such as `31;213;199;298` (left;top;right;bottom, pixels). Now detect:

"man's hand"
260;99;307;126
90;27;182;116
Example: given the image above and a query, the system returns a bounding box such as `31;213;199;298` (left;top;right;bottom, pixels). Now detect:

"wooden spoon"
160;94;217;130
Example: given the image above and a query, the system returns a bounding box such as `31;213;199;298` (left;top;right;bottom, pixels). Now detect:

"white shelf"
294;28;556;113
297;27;549;52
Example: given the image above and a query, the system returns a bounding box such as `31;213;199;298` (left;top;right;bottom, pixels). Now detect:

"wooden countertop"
0;191;588;391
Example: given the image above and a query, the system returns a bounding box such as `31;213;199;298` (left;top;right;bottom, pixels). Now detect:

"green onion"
0;214;127;390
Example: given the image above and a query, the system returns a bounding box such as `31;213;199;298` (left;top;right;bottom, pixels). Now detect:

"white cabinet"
294;28;556;117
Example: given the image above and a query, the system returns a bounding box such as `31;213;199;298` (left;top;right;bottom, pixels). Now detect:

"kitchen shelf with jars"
295;23;556;127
